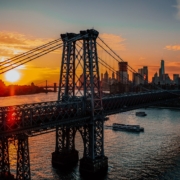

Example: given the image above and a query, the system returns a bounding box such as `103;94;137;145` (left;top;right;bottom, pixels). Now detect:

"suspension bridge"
0;29;179;180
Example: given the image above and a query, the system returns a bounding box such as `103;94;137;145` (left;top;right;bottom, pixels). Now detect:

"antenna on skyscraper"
162;50;164;60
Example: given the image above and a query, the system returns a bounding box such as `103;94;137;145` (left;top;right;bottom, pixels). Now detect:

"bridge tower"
0;135;31;180
52;29;108;176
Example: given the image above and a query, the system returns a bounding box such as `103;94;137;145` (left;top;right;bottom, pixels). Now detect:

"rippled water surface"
1;93;180;180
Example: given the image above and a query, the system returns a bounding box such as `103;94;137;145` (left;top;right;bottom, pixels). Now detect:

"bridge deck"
0;90;179;137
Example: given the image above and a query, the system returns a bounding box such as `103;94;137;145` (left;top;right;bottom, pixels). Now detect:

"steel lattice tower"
53;29;108;176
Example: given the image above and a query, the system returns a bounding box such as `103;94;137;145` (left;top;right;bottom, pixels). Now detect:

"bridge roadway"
0;90;179;137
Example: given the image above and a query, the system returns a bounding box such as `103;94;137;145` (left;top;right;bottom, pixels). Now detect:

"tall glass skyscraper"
161;60;165;75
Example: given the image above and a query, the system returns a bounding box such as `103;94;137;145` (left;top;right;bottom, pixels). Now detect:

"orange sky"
0;1;180;85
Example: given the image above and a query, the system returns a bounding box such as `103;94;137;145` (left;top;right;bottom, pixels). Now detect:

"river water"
0;92;180;180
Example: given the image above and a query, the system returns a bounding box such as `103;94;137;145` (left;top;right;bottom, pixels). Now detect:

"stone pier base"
52;150;79;168
79;156;108;177
0;172;15;180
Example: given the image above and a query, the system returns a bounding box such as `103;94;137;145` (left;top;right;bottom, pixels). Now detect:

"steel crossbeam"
0;101;83;136
55;126;76;153
16;135;31;180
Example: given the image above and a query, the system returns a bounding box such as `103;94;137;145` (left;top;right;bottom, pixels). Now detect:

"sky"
0;0;180;85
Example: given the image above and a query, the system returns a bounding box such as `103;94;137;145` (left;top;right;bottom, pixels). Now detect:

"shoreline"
148;106;180;110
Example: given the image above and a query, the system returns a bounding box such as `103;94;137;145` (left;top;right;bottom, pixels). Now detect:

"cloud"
165;45;180;51
0;31;60;57
166;61;180;66
174;0;180;20
98;33;126;51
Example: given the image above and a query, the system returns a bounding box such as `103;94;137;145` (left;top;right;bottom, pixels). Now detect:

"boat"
136;111;147;117
112;123;144;132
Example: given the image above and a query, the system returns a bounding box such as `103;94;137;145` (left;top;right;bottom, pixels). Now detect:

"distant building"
132;72;140;85
0;80;5;88
109;72;116;85
104;71;108;82
161;59;165;74
103;71;109;90
173;74;179;84
143;66;148;84
152;60;172;85
159;59;165;81
152;72;159;84
101;73;103;81
118;62;128;84
134;66;148;85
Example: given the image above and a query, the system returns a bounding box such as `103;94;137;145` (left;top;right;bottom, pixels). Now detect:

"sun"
5;70;20;82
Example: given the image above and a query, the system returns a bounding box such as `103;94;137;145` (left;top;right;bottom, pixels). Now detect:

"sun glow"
5;70;20;82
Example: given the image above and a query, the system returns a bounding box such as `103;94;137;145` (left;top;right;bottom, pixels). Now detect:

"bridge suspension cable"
0;38;62;67
97;37;180;97
98;57;151;92
76;40;151;93
97;39;150;87
0;39;63;74
0;33;88;74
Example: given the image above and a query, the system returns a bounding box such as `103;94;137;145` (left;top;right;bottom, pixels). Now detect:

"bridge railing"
0;90;179;136
0;101;85;136
102;90;180;115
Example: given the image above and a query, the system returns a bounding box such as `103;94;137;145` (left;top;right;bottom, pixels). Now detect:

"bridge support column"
52;126;78;168
16;134;31;180
57;29;108;176
79;120;108;177
0;137;14;180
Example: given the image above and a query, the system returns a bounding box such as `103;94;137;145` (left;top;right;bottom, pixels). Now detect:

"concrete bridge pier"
0;137;15;180
52;126;79;168
79;156;108;177
79;120;108;177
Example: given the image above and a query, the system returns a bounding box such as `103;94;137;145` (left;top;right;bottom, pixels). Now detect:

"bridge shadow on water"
50;130;108;180
52;165;108;180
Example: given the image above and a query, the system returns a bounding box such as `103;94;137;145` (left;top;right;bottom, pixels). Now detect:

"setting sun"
5;70;20;82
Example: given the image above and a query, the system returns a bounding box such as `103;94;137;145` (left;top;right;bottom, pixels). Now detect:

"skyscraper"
118;62;128;84
161;60;165;74
159;60;165;80
137;66;148;84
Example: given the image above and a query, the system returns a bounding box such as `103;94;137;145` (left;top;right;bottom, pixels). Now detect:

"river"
1;92;180;180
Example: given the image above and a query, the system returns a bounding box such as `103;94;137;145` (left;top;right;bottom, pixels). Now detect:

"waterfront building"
132;72;141;85
118;62;128;84
152;72;159;84
102;71;109;90
173;74;179;85
133;66;148;85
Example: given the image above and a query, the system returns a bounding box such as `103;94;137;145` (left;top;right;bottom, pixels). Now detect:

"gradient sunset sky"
0;0;180;85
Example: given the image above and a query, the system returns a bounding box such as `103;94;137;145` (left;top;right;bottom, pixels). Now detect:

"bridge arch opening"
74;130;84;160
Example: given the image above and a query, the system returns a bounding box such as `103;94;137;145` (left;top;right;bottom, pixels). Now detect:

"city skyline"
0;0;180;85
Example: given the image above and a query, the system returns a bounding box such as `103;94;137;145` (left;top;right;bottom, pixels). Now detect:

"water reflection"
0;93;180;179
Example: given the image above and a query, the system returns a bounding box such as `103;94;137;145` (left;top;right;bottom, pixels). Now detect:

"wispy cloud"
167;61;180;66
165;45;180;51
174;0;180;20
0;31;58;57
99;33;126;51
